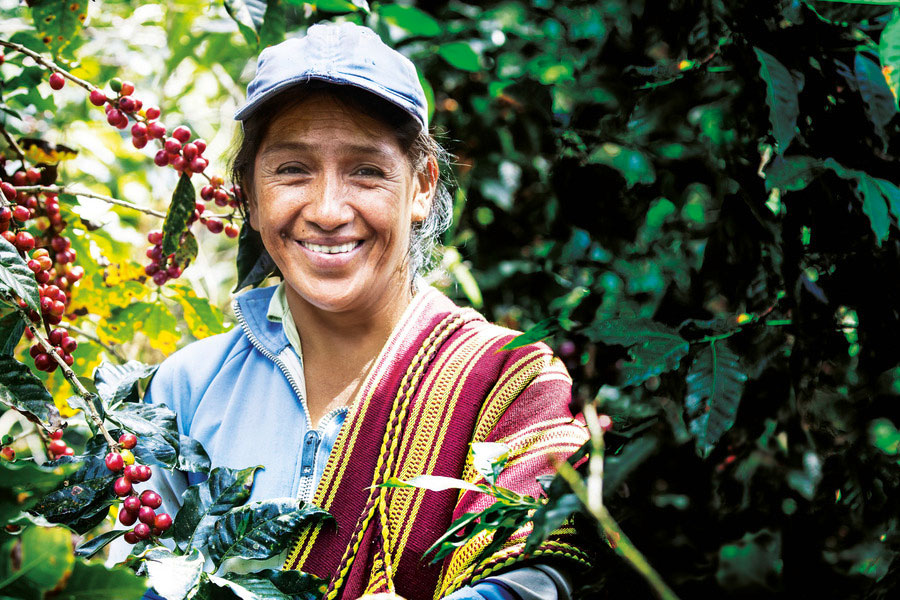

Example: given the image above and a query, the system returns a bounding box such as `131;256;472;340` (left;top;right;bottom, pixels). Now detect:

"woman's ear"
411;155;439;223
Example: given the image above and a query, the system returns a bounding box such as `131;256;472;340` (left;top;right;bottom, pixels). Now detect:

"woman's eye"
355;166;384;177
276;164;306;175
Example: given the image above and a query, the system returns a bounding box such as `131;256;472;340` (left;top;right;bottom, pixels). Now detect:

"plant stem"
14;185;167;218
556;405;682;600
0;38;94;91
5;297;117;449
0;122;26;163
64;323;127;364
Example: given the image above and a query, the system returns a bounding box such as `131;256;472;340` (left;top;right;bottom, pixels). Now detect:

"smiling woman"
133;21;590;600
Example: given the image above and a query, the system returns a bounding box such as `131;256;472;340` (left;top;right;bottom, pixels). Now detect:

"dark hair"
229;82;452;282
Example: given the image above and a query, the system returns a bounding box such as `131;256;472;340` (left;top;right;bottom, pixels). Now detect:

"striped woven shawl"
283;287;590;599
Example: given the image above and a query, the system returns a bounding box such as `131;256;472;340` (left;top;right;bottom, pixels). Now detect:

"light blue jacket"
136;286;568;600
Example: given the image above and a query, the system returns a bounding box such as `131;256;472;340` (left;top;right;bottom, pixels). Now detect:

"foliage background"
2;0;900;598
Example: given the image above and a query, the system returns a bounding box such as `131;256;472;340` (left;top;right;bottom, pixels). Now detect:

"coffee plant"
2;1;900;599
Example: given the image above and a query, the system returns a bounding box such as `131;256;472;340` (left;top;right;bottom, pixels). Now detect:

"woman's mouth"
299;241;361;254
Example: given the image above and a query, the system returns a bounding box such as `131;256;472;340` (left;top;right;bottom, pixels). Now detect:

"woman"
141;21;589;600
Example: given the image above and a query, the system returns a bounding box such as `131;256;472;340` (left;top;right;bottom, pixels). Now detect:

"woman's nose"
303;173;352;230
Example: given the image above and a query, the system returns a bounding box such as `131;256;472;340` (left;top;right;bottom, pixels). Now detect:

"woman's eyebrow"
258;140;395;160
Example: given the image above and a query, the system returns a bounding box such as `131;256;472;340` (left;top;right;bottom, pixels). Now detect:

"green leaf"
853;173;892;245
1;525;74;595
764;155;823;192
524;492;581;554
854;53;897;148
437;42;482;72
0;312;25;356
206;499;330;566
51;558;148;600
177;434;212;474
684;341;748;458
382;475;486;494
161;174;197;258
471;442;509;485
0;459;81;525
753;47;804;153
717;529;783;591
142;547;205;600
879;9;900;108
246;569;325;600
169;284;228;339
209;573;292;600
308;0;368;13
224;0;267;47
143;302;180;355
0;236;40;313
173;230;199;268
93;360;158;409
234;223;278;291
65;393;105;437
379;4;441;37
0;355;59;428
174;465;262;551
74;529;128;560
587;143;656;188
501;318;561;351
106;405;179;468
30;459;116;534
29;0;88;58
259;0;286;48
584;318;689;386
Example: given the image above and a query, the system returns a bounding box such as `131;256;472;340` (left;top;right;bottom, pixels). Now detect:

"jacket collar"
233;285;291;356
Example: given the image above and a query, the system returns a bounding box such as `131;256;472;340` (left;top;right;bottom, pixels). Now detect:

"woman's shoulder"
149;325;252;392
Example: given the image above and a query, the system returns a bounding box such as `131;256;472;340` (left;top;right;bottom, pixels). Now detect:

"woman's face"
248;92;435;320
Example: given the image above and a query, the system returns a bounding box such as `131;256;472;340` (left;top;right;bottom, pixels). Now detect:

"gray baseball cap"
234;21;428;130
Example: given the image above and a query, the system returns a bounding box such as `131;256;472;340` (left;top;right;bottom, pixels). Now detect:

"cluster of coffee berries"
27;327;78;372
105;432;172;543
47;429;74;458
199;176;241;238
142;230;182;286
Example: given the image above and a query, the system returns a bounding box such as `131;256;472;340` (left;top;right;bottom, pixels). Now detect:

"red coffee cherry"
205;218;223;234
25;168;41;184
48;439;67;455
120;81;135;96
133;522;151;540
34;353;54;372
105;452;125;472
153;150;169;167
147;121;166;139
12;206;30;222
153;513;173;531
49;72;65;90
16;232;35;252
138;505;156;525
123;530;139;544
119;508;138;526
118;96;136;112
172;126;191;143
135;465;153;482
114;477;133;497
89;89;107;106
123;495;141;512
145;106;161;120
119;433;138;449
140;490;162;509
1;182;15;200
50;429;64;440
1;446;15;461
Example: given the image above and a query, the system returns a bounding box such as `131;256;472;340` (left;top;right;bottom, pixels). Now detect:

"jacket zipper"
296;406;348;503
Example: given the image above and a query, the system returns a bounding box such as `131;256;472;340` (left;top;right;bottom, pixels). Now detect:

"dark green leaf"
206;499;330;566
174;465;262;551
853;173;892;245
173;230;199;268
161;174;197;258
0;236;40;313
308;0;368;13
684;341;748;458
259;0;286;48
143;547;205;600
501;318;561;351
211;573;292;600
437;42;482;72
65;393;105;436
524;492;581;553
177;434;211;474
716;529;783;591
587;143;655;188
93;360;158;409
52;558;148;600
0;355;59;428
106;404;178;468
584;318;689;386
753;47;804;153
249;569;325;600
854;53;896;148
234;223;279;291
30;458;116;534
604;435;660;494
0;311;25;356
379;4;441;37
764;155;822;192
0;459;81;523
74;529;128;559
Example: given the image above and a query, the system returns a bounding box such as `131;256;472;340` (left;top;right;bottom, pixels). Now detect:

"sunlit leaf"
501;318;561;351
74;529;128;559
379;4;441;37
29;0;88;58
854;53;897;148
587;143;655;188
224;0;267;47
0;355;59;428
53;558;148;599
437;42;481;72
382;475;486;494
169;284;228;339
584;318;689;386
0;311;25;356
0;236;40;313
879;9;900;107
143;547;205;600
93;359;158;408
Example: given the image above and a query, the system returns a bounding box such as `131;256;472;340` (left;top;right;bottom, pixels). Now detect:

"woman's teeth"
301;241;358;254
